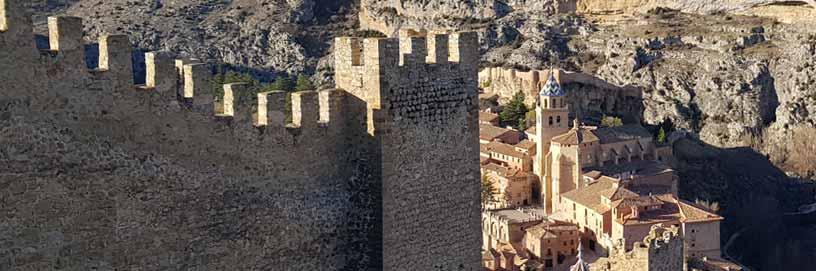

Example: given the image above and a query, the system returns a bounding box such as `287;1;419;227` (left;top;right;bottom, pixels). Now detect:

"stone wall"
0;1;481;270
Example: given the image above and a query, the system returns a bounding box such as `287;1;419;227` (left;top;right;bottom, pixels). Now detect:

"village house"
482;163;533;208
523;220;581;268
482;208;581;271
555;176;723;257
481;141;533;171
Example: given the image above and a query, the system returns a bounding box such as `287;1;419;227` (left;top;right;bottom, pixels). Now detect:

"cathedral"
530;70;675;214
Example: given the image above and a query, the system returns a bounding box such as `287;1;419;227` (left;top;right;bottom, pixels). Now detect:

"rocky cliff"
30;0;356;81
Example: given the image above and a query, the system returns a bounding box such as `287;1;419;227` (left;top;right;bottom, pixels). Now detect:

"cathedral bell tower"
534;69;570;212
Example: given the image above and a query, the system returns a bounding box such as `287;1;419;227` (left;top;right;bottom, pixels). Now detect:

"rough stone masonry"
0;1;481;270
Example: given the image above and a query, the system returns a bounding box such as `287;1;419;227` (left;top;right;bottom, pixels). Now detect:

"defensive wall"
0;1;480;270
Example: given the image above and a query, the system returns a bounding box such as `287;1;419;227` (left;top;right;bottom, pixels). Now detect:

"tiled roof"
583;170;602;179
525;220;579;239
516;139;536;150
540;73;566;97
485;141;528;159
560;177;629;213
480;111;499;122
551;126;600;145
593;124;653;144
480;124;514;141
674;198;724;223
617;195;723;225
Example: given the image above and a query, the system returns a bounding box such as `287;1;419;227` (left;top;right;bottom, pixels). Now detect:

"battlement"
0;0;8;32
0;3;356;138
334;30;479;129
335;30;477;72
47;16;82;52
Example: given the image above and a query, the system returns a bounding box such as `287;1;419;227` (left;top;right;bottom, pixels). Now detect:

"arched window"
543;99;548;108
548;116;553;125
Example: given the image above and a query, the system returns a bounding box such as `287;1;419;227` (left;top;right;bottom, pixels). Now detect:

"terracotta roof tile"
674;198;724;223
525;220;579;239
485;141;528;159
551;126;600;145
516;139;536;149
480;124;515;141
480;111;499;122
560;177;629;213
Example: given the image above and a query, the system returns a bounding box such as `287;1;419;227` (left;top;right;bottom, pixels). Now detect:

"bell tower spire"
534;67;571;213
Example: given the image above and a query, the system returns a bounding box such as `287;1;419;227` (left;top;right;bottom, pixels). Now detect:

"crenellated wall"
0;1;480;270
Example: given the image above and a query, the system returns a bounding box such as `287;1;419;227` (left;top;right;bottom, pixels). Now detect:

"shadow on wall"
671;137;814;270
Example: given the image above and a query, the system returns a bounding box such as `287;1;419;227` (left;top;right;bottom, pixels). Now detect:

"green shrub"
295;75;315;92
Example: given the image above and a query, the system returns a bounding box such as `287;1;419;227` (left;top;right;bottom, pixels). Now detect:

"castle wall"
0;4;473;270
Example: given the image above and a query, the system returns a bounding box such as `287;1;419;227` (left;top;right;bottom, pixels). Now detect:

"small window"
557;116;562;124
549;116;553;125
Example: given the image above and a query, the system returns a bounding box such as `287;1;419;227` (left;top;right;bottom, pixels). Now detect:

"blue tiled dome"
539;73;566;97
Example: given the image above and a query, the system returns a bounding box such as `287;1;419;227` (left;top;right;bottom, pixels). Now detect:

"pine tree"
481;175;496;210
270;76;295;92
295;74;315;92
657;127;667;143
500;91;529;130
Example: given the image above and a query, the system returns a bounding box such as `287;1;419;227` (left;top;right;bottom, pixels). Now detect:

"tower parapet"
334;30;479;130
47;16;84;66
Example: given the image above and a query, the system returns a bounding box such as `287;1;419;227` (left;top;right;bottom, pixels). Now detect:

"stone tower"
335;30;482;270
534;69;570;212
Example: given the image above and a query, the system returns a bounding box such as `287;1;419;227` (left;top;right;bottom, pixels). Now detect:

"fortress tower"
0;1;481;270
335;29;482;270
